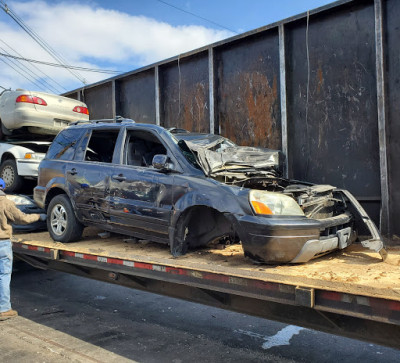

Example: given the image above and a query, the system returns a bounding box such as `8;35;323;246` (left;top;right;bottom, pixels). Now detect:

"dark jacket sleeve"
4;199;40;225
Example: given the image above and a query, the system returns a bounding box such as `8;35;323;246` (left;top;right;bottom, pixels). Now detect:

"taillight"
16;95;47;106
73;106;89;115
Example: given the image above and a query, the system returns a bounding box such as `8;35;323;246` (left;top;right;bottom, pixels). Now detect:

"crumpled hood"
183;139;283;176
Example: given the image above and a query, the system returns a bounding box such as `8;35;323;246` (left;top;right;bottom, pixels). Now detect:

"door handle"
69;168;77;175
112;174;126;182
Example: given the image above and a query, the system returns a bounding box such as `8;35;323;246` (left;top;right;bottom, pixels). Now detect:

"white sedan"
0;89;89;138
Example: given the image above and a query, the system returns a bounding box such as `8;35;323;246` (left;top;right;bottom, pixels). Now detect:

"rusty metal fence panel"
160;52;210;132
215;31;281;149
64;0;399;242
285;1;381;225
83;82;113;120
385;0;400;242
116;70;156;124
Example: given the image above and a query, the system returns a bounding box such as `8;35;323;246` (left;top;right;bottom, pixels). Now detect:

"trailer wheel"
0;159;23;192
47;194;84;242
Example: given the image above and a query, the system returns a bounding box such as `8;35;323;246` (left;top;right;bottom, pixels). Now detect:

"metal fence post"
111;80;117;119
279;24;289;178
155;66;161;126
374;0;390;236
209;47;216;134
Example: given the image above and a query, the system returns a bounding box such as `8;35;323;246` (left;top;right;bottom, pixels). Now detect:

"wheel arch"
169;204;239;256
1;151;23;177
45;187;67;210
44;186;83;224
1;151;16;164
171;189;245;223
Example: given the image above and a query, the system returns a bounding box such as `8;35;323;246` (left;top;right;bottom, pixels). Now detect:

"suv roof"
70;117;135;126
67;118;168;133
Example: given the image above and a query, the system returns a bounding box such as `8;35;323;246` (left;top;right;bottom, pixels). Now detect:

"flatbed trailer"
12;228;400;349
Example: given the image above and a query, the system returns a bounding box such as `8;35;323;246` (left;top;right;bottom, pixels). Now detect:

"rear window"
46;128;85;160
75;129;119;163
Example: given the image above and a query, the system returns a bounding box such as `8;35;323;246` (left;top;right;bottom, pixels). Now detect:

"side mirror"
152;154;172;171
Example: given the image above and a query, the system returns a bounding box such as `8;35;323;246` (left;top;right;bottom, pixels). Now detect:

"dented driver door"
108;129;184;244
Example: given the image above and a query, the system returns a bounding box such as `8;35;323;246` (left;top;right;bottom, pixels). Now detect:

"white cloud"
0;0;233;93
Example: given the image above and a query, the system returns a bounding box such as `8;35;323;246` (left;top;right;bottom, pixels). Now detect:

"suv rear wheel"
47;194;84;242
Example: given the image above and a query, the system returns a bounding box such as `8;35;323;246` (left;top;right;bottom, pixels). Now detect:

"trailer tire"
0;159;23;192
47;194;84;243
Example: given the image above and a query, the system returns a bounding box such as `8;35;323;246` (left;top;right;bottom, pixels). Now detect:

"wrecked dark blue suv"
33;119;386;263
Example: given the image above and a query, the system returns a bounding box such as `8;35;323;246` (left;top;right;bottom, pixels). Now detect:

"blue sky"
97;0;334;33
0;0;335;93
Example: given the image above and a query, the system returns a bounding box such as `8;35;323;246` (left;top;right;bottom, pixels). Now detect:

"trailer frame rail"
12;241;400;349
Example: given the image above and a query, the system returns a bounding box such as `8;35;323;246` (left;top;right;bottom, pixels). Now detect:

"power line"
0;46;61;93
0;52;122;74
0;37;66;93
0;51;50;92
156;0;238;34
0;51;45;90
0;40;63;93
0;0;87;84
0;57;48;91
5;3;87;84
0;47;57;93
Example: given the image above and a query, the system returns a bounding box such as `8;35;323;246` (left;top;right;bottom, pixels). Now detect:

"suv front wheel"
47;194;84;242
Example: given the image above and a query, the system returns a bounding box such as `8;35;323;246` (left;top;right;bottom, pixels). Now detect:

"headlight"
249;190;305;216
6;195;35;206
24;152;37;159
24;152;45;160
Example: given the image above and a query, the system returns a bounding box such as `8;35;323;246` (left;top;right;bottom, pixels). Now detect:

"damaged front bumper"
339;189;387;261
236;213;354;263
235;189;387;264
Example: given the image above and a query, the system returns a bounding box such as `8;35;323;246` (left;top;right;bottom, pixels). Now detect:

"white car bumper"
16;158;41;177
10;109;73;131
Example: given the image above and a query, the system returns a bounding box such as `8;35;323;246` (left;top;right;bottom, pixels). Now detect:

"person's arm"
4;199;41;225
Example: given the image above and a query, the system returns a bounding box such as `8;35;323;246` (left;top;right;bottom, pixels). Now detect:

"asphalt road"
0;264;398;362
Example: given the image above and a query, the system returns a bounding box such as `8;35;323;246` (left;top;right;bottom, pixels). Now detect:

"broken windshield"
171;132;282;176
171;132;236;170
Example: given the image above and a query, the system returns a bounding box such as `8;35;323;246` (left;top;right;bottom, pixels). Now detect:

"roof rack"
167;127;189;134
70;116;135;126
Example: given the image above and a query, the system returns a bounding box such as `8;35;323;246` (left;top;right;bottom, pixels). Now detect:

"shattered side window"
74;130;90;161
46;128;85;161
177;140;201;169
83;130;119;163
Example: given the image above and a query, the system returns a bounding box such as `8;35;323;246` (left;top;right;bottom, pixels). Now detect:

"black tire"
170;213;190;257
0;159;23;192
47;194;84;242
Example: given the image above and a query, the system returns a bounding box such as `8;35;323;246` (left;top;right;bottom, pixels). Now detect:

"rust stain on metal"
221;71;281;149
317;64;324;94
182;83;208;132
162;58;209;133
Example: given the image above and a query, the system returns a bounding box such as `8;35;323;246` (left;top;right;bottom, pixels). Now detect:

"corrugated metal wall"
65;0;398;243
